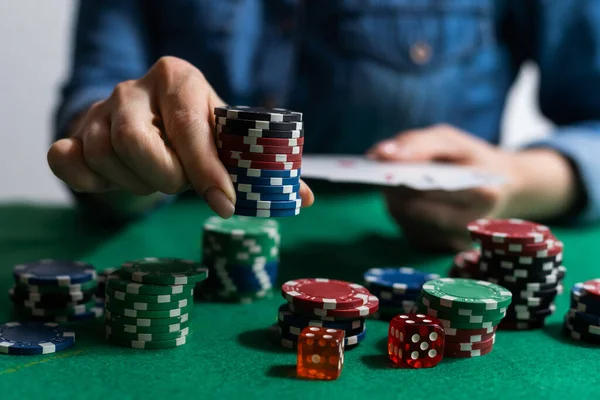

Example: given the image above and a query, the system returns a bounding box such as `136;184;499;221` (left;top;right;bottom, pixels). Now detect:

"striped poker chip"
364;267;440;294
216;116;303;131
214;106;302;122
229;174;300;186
0;322;76;355
235;198;302;210
217;140;303;155
13;260;97;286
237;191;299;201
289;295;379;320
216;123;303;139
219;149;302;162
282;278;371;310
218;132;304;146
467;218;550;244
220;157;302;170
234;183;300;194
225;166;300;178
234;207;300;218
444;341;494;358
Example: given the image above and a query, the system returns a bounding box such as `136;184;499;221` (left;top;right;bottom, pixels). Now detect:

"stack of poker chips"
272;278;379;349
0;321;76;356
214;106;303;218
563;280;600;344
200;216;279;303
104;258;207;349
416;278;512;358
465;218;565;330
9;260;103;323
362;267;440;320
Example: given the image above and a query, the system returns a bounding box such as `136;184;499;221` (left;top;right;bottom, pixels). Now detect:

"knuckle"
111;121;147;155
165;109;208;142
82;124;111;168
110;80;137;104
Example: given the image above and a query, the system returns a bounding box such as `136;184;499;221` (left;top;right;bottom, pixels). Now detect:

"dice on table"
296;326;345;380
388;313;445;368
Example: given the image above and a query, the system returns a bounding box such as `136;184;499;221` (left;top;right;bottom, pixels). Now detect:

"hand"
367;124;577;252
47;57;314;218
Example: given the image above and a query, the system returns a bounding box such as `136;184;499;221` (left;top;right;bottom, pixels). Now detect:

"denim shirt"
56;0;600;223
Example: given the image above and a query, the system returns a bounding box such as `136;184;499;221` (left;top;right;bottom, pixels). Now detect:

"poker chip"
105;325;191;342
225;166;300;178
581;279;600;297
421;278;512;313
281;278;371;310
214;106;302;122
467;218;550;244
364;267;440;294
105;310;190;327
105;287;193;304
563;313;600;344
10;286;95;306
235;198;302;210
277;303;365;332
106;330;193;349
0;322;75;355
233;207;301;218
217;140;302;155
105;318;190;334
96;267;118;299
220;157;302;170
107;269;195;295
120;258;208;285
444;335;495;352
219;149;303;162
17;279;98;294
13;260;97;286
498;319;545;331
443;342;494;358
216;123;304;138
217;116;303;131
445;327;496;343
229;174;300;186
289;295;379;320
236;191;299;201
105;298;192;318
234;183;300;194
570;283;600;314
218;132;304;146
106;294;190;311
15;297;98;317
278;325;367;349
201;216;280;303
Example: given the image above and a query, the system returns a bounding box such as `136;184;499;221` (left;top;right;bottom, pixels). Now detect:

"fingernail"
381;141;398;156
204;186;235;218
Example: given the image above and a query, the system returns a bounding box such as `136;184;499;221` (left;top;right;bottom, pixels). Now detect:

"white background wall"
0;1;552;205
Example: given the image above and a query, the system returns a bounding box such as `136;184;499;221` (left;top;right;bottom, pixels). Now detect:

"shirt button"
410;41;432;65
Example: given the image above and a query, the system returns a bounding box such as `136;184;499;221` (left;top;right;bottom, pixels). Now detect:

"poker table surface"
0;183;598;400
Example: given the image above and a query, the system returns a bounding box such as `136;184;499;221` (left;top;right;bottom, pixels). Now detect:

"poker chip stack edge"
9;260;103;323
200;216;279;303
564;280;600;344
416;277;512;358
458;218;566;330
104;258;208;349
214;105;304;218
272;278;379;349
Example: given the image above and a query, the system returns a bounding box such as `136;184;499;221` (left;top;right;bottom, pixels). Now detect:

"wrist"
498;149;578;221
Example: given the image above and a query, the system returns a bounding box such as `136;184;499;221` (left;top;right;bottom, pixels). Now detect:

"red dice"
297;326;345;380
388;313;445;368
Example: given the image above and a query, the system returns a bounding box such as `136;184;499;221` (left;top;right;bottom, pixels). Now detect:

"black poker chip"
216;116;303;131
214;106;302;122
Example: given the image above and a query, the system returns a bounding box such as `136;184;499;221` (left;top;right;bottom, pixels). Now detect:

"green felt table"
0;184;599;400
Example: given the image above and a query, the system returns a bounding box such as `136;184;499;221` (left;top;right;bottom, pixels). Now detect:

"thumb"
368;124;474;163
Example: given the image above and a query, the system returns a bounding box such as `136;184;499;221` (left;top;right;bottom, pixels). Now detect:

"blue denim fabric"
55;0;600;222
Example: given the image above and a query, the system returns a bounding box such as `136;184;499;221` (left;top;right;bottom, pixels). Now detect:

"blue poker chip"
204;261;278;293
236;191;299;201
225;166;301;178
13;260;97;286
0;322;75;355
234;207;300;218
564;313;600;344
278;303;365;332
235;198;302;210
364;267;440;294
235;183;300;194
230;174;300;186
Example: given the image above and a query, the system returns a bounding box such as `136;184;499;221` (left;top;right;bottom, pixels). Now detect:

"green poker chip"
105;287;193;304
105;325;191;342
106;299;193;318
106;269;194;295
121;258;208;285
106;330;193;349
203;215;279;238
434;315;504;330
105;309;190;327
105;317;191;334
421;278;512;313
416;304;506;324
105;292;191;311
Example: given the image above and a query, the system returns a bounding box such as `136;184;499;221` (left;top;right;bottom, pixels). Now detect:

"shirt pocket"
335;0;494;72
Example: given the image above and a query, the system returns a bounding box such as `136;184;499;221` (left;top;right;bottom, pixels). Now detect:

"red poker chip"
444;341;494;358
444;335;495;352
467;219;551;244
488;240;563;258
220;156;302;170
219;149;303;162
281;278;371;310
217;140;303;155
218;132;305;147
289;295;379;320
453;250;480;276
582;279;600;298
445;327;496;344
477;237;556;253
443;325;495;337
